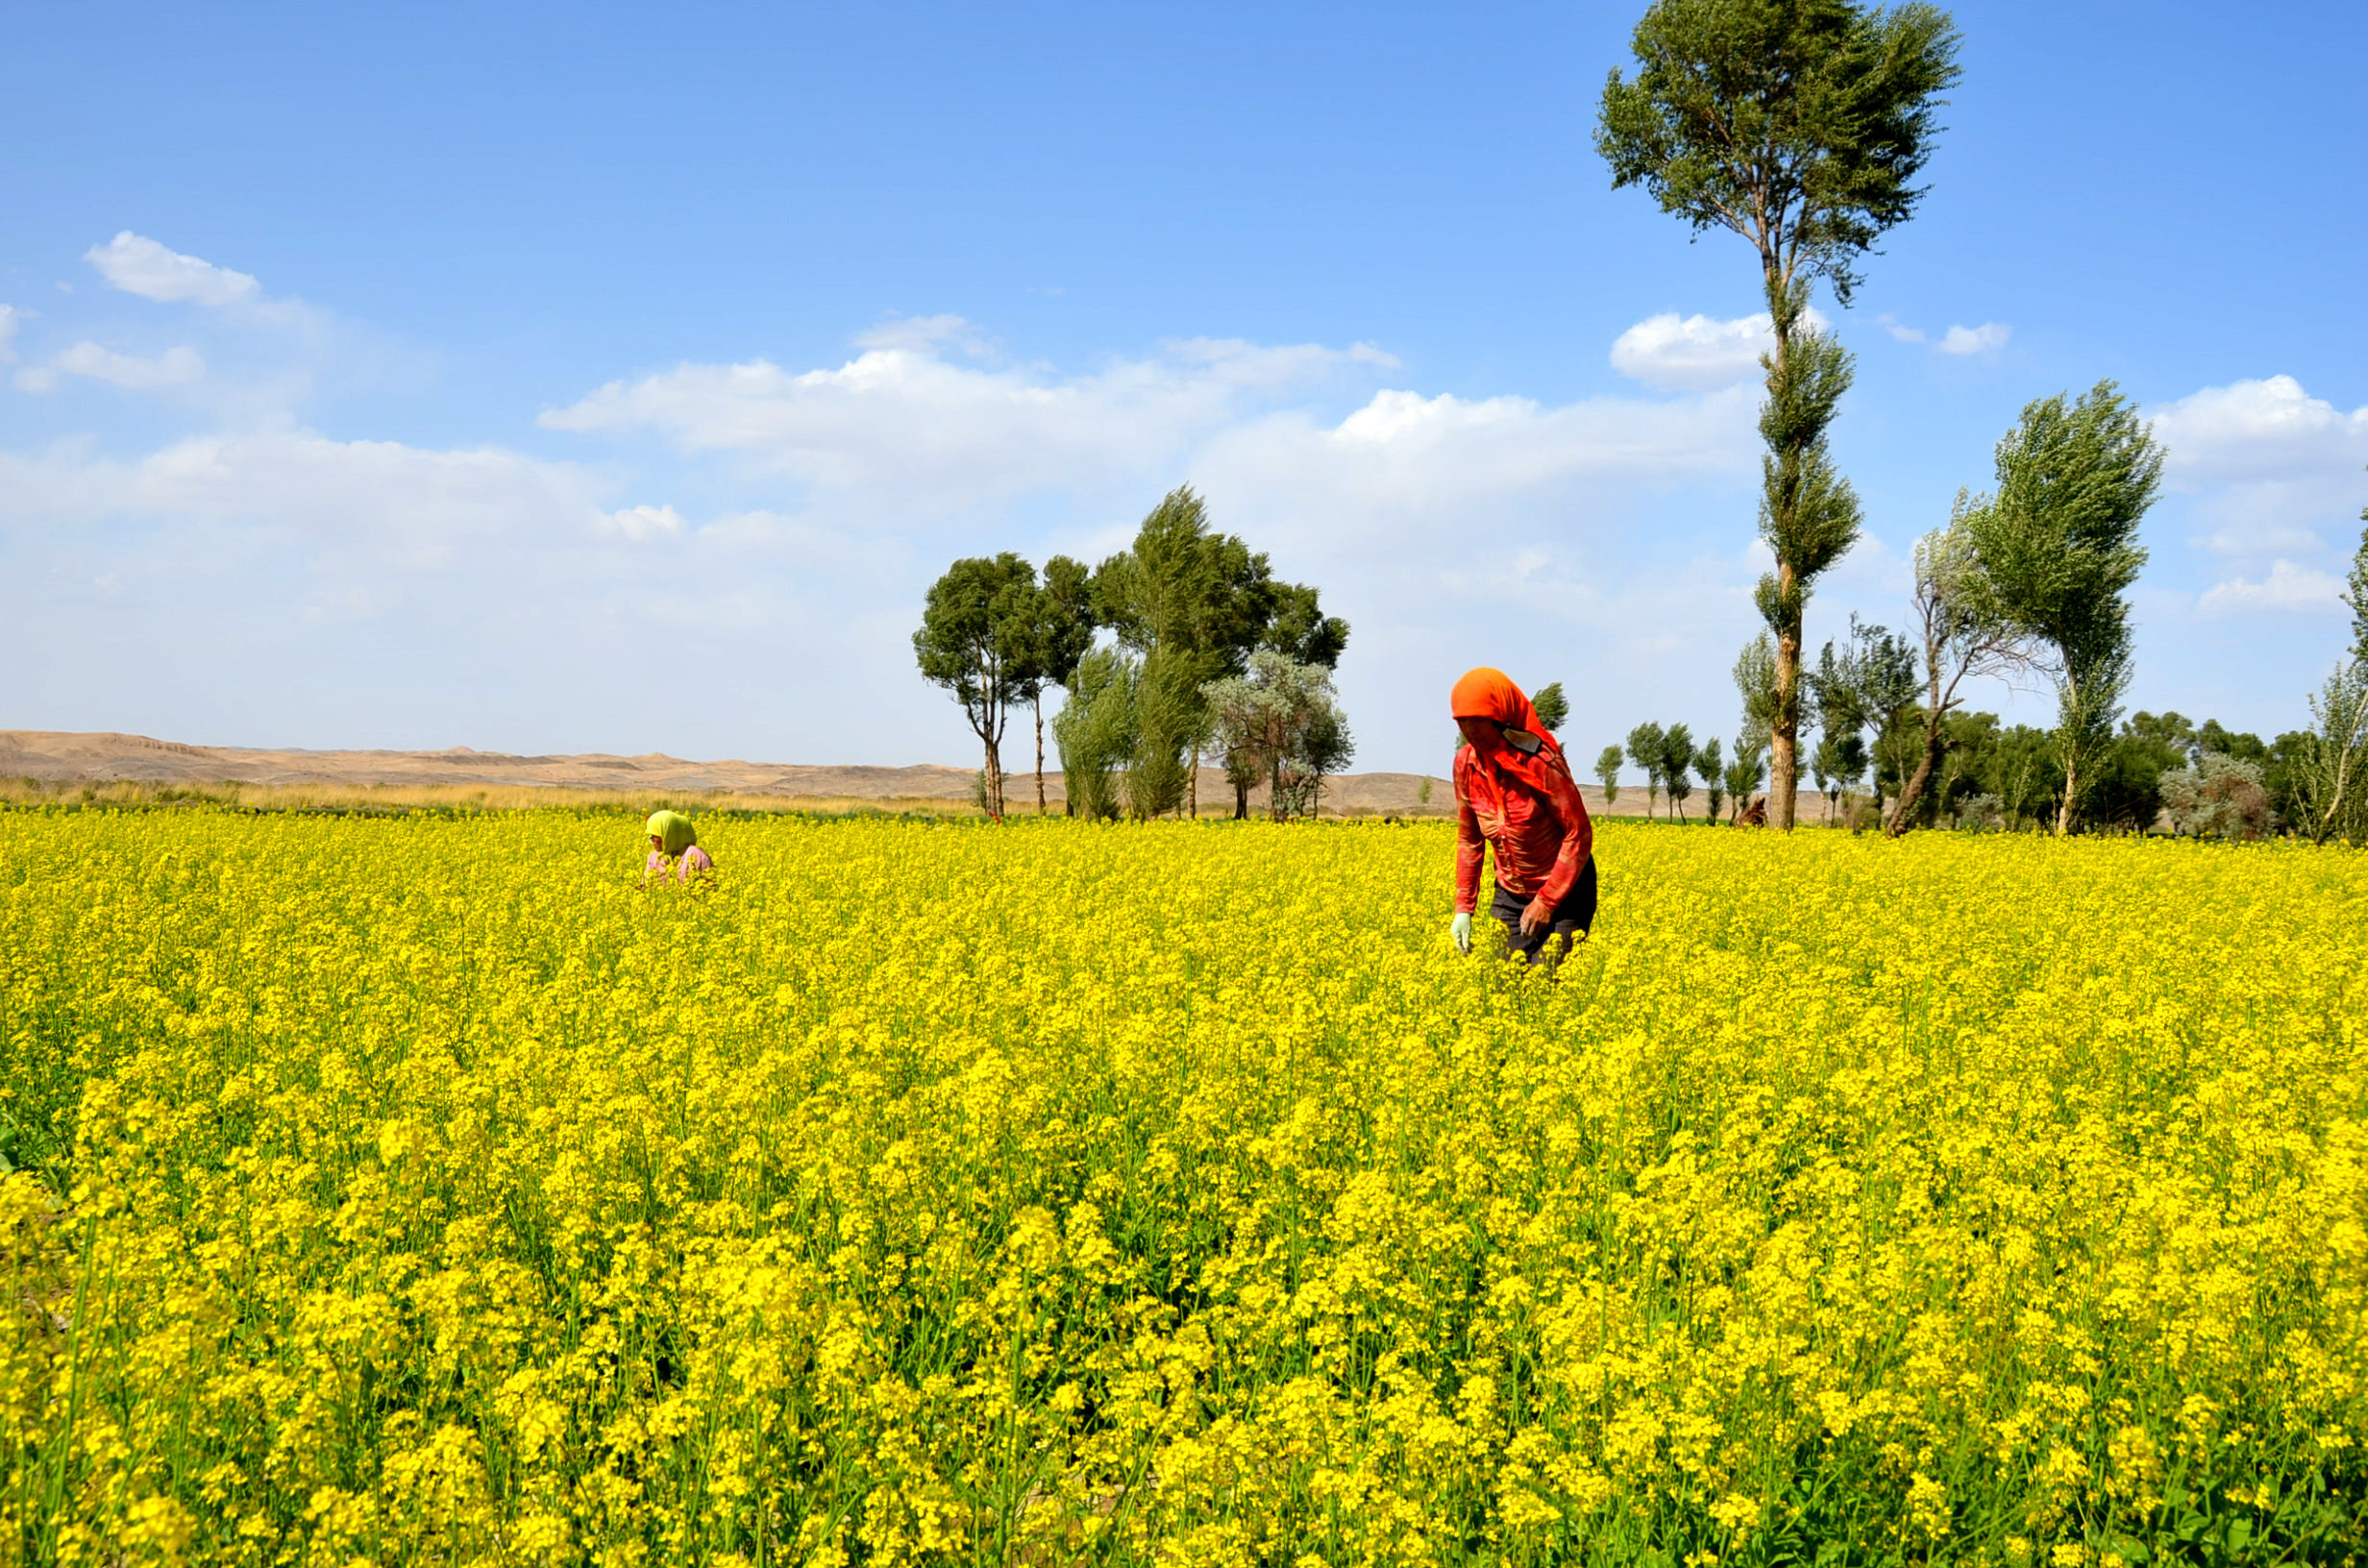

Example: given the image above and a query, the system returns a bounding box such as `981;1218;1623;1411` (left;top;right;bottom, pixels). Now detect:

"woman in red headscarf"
1449;668;1596;966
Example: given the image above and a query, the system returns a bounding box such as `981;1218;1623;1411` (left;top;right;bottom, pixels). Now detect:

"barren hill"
0;729;1784;820
0;729;1464;815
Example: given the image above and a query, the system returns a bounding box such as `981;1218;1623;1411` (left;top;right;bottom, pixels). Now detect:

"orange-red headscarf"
1451;667;1567;796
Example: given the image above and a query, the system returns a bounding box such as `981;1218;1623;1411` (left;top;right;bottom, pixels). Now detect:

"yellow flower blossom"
1;813;2364;1562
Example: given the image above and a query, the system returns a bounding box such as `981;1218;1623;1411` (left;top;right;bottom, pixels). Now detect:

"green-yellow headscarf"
645;810;697;856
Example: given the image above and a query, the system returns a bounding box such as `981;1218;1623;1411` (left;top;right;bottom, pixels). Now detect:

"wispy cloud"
604;502;688;541
852;313;995;355
16;341;205;393
1936;322;2010;355
86;232;261;308
2198;559;2348;617
1873;313;2010;355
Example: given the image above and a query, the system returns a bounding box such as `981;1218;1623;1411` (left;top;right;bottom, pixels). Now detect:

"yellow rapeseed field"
4;811;2365;1567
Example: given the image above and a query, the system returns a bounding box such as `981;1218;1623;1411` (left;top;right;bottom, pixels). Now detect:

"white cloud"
2152;376;2368;483
0;306;17;362
17;341;205;393
604;502;688;540
1872;314;2011;355
2151;376;2368;570
1613;311;1784;390
1936;322;2010;355
86;232;261;308
1168;335;1398;384
522;322;1773;764
0;428;620;572
852;313;993;355
2197;519;2322;557
2198;559;2348;617
1198;383;1757;538
539;331;1400;520
6;302;1788;767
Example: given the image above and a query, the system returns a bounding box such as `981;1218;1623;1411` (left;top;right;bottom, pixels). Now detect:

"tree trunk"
1888;712;1945;837
983;740;1004;821
1188;745;1198;820
2053;678;2081;836
1034;699;1046;816
1233;776;1249;820
1771;573;1801;831
1764;254;1801;835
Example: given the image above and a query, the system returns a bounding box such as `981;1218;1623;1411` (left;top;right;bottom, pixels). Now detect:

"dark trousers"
1490;858;1597;966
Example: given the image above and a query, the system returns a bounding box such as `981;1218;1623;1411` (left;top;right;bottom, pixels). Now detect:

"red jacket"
1454;743;1593;915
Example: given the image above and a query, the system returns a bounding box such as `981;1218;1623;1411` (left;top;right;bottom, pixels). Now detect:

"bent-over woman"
1448;668;1596;966
643;810;714;883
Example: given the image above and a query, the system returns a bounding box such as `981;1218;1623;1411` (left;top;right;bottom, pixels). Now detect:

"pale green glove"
1450;913;1473;954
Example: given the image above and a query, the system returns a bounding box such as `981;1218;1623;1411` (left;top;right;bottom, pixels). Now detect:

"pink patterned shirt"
645;845;714;881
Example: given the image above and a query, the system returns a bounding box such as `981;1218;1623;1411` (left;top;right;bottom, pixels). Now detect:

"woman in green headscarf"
642;810;714;883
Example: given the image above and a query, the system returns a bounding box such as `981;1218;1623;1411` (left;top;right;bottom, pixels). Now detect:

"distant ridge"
0;729;1460;815
0;729;1777;820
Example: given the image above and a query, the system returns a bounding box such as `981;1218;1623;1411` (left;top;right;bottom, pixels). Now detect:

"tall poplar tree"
1598;0;1961;829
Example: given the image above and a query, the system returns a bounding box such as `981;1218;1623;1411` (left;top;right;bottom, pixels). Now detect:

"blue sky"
7;1;2364;773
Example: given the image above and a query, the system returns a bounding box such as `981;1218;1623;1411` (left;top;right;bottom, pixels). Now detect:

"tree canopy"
1530;681;1570;734
1087;486;1349;818
1596;0;1962;305
1202;652;1356;821
1963;381;2163;832
912;552;1039;819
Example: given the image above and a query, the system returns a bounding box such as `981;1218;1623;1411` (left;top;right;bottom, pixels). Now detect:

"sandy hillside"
0;728;1818;821
0;729;1459;815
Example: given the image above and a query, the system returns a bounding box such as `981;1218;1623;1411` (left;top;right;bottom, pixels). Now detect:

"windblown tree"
1806;637;1862;822
1811;732;1864;821
1734;633;1778;750
1810;616;1915;824
1010;554;1098;816
1201;652;1356;821
1598;0;1961;829
913;552;1039;820
1732;633;1787;817
1693;734;1725;822
1626;721;1666;818
1530;681;1570;734
1963;382;2164;834
2290;493;2368;845
1093;486;1345;819
1051;649;1136;821
1659;723;1697;821
2354;490;2368;668
1262;582;1351;670
1593;744;1624;806
1723;737;1768;821
1886;495;2042;834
